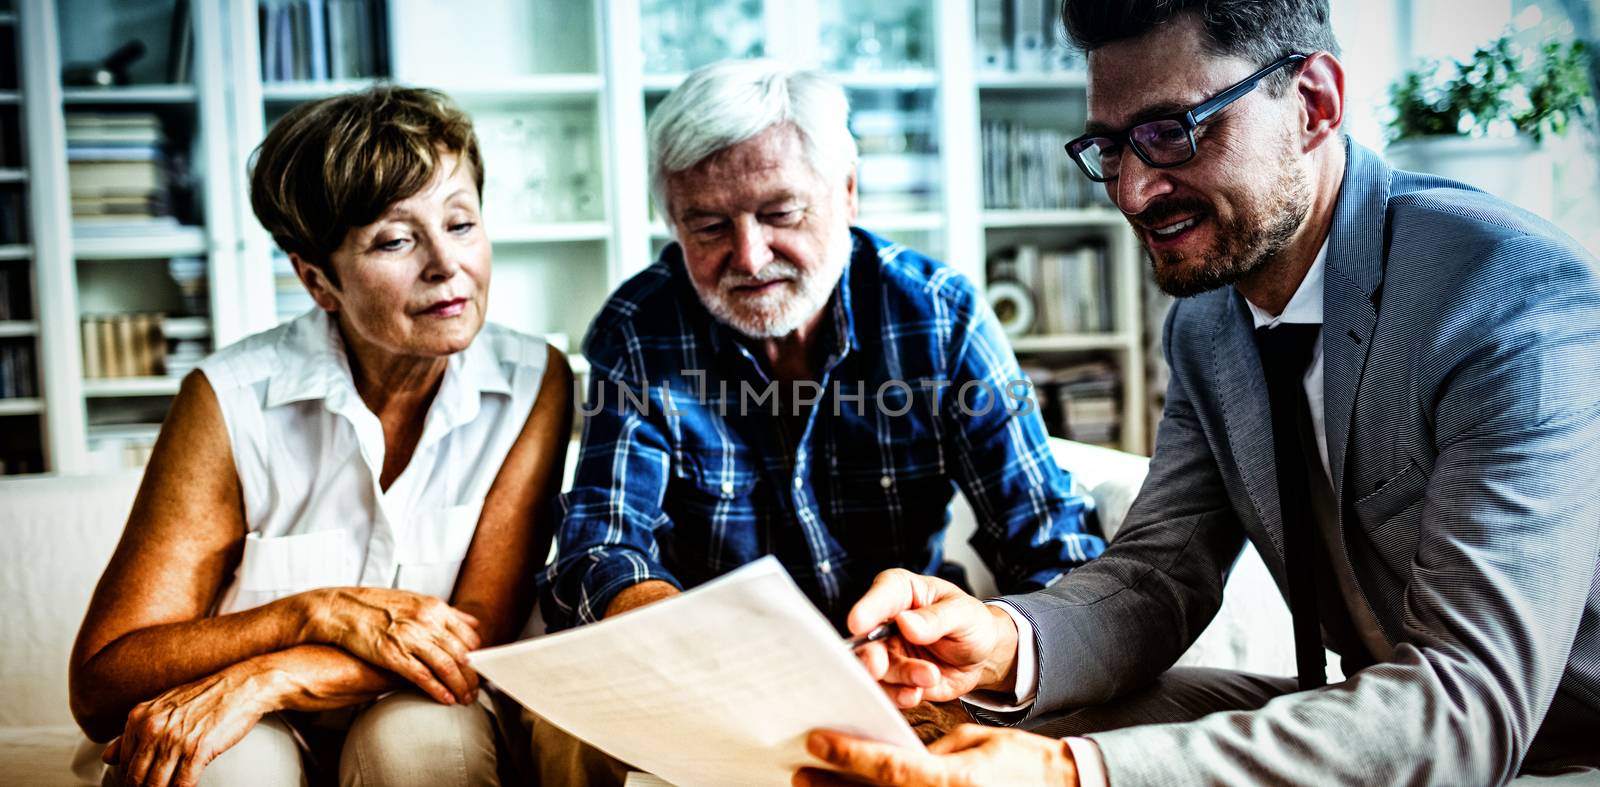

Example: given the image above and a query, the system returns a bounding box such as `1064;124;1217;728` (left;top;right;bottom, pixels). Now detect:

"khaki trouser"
103;691;500;787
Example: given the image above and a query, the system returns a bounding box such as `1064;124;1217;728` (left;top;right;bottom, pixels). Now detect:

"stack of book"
0;341;36;399
990;244;1114;335
260;0;389;82
974;0;1084;74
66;114;173;228
1021;360;1121;447
852;96;940;214
80;314;168;379
982;121;1112;210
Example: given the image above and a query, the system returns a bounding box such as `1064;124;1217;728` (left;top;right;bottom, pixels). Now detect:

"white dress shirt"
200;308;548;615
967;241;1331;786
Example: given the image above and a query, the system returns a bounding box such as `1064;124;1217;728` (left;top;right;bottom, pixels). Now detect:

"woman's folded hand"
299;587;483;705
101;662;276;787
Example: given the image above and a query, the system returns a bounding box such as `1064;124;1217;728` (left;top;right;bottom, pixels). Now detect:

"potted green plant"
1384;34;1592;217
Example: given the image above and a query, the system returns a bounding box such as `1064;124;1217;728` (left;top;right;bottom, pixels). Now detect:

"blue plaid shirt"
542;228;1104;631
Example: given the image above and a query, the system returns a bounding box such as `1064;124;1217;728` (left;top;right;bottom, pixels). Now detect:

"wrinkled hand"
101;666;274;787
793;724;1078;787
305;587;482;705
848;570;1018;708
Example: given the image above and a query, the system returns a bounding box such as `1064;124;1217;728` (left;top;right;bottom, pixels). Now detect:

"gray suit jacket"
1006;138;1600;785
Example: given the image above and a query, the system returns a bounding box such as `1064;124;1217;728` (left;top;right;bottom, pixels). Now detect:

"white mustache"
721;262;802;290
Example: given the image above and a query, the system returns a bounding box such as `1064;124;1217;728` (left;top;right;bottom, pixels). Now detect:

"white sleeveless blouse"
199;309;547;615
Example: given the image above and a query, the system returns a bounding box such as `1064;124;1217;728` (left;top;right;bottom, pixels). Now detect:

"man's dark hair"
1061;1;1339;94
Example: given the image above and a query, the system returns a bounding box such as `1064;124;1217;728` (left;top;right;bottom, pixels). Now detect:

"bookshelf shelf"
62;85;199;105
87;423;163;439
0;398;45;416
641;74;686;93
0;245;31;261
0;321;39;338
0;168;26;183
262;80;383;103
833;70;941;90
976;72;1089;90
494;221;611;244
648;71;943;93
82;376;183;398
0;91;19;105
426;74;605;99
860;212;946;232
72;228;208;260
0;12;16;26
983;209;1126;229
1009;333;1136;353
161;316;210;340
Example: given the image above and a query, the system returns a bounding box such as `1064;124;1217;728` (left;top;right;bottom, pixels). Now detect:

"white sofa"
0;439;1292;786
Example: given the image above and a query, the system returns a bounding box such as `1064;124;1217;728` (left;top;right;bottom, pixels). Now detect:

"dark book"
168;0;193;83
368;0;389;77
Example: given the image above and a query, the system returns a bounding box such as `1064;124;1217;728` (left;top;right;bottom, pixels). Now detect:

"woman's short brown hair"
249;85;484;281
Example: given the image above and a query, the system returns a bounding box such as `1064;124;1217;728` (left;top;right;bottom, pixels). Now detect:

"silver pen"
844;622;900;650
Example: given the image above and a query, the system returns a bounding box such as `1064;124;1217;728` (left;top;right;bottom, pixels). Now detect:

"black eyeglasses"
1065;53;1309;183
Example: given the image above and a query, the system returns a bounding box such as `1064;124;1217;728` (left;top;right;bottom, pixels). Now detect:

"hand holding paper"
469;557;922;787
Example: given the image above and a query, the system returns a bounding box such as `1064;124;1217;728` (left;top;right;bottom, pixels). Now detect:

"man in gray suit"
794;2;1600;786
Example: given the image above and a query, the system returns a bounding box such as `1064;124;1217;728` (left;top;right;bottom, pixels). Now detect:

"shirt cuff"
1065;737;1108;787
960;600;1038;712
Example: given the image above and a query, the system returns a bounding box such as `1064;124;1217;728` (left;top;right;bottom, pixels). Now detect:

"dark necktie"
1254;322;1327;691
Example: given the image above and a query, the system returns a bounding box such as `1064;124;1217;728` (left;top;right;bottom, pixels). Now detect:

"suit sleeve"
1082;236;1600;785
1003;302;1250;716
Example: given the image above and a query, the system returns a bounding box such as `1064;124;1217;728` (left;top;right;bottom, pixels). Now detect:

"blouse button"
720;481;735;495
879;475;893;489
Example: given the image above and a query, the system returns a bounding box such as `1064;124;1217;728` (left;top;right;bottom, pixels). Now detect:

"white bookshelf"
983;209;1127;228
71;227;209;260
20;0;1153;472
0;321;39;338
0;398;44;416
81;376;183;398
61;85;198;105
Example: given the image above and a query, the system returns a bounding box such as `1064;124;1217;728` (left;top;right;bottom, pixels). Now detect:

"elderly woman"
68;87;571;787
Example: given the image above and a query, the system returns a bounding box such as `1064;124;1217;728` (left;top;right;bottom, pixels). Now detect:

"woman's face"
302;151;491;360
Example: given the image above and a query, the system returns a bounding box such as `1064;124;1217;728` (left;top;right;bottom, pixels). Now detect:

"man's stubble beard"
1147;152;1312;299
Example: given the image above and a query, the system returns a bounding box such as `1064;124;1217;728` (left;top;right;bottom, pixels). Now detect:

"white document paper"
469;557;922;786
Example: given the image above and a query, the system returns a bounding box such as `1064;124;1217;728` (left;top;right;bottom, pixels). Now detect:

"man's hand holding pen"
801;569;1079;787
842;569;1022;708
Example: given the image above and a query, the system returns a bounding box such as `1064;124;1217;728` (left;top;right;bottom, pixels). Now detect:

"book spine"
82;317;102;379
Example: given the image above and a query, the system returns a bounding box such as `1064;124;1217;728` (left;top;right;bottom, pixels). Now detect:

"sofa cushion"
0;472;143;728
0;726;87;787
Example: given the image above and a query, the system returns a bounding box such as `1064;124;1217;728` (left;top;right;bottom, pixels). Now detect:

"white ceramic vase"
1384;134;1555;219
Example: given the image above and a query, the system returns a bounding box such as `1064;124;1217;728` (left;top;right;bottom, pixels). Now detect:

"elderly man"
801;2;1600;787
534;59;1105;783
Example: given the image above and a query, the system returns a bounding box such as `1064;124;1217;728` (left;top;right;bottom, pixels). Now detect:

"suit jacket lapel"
1210;289;1284;560
1322;139;1391;500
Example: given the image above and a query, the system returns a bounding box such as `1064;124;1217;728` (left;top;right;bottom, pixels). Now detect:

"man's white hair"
648;58;858;227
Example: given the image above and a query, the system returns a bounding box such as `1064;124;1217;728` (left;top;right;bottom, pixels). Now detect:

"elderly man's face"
667;124;857;339
1087;13;1312;297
